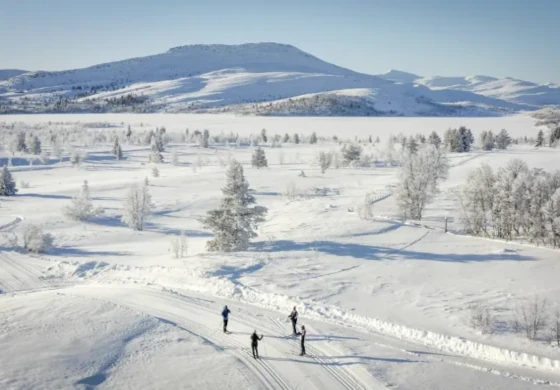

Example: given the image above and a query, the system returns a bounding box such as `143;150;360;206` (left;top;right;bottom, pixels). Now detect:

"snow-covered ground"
1;114;560;389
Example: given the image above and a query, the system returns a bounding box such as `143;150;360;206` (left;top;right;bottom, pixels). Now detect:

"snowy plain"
1;113;560;389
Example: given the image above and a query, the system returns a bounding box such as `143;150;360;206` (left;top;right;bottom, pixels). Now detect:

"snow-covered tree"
201;129;210;148
14;132;27;153
112;138;123;159
406;137;418;154
70;149;82;166
375;136;380;143
536;130;544;147
293;133;300;144
283;133;290;143
0;166;17;196
23;224;54;253
151;166;160;177
126;125;132;142
121;184;152;231
171;150;179;166
310;132;318;144
52;137;63;160
201;160;267;251
428;131;442;149
395;145;449;220
480;130;495;151
318;151;332;174
28;135;41;155
495;129;512;150
261;128;267;143
251;147;268;168
63;180;99;221
341;143;362;165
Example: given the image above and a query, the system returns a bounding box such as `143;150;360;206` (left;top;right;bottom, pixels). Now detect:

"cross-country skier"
299;325;306;356
222;305;231;333
288;306;298;335
250;330;264;359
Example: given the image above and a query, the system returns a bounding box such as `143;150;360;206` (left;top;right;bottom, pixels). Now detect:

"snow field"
1;114;560;388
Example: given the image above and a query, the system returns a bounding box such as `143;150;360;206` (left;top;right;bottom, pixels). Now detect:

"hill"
0;43;542;116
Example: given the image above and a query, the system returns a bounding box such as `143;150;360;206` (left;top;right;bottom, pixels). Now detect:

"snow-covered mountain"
0;69;28;81
0;43;552;116
376;71;560;108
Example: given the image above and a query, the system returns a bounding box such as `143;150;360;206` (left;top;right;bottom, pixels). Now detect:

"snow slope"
1;114;560;389
0;69;28;81
0;44;534;116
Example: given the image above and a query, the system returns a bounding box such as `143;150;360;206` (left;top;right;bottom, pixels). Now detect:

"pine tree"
293;133;300;145
456;132;466;153
152;166;160;177
202;129;210;148
15;132;27;153
202;160;267;251
368;135;373;143
283;133;290;143
0;166;17;196
310;132;318;144
251;147;268;168
406;137;418;154
428;131;442;148
495;129;512;150
112;138;123;160
126;125;132;142
171;150;179;166
375;136;380;143
536;130;544;147
261;129;267;143
63;180;97;221
150;136;163;163
28;136;41;155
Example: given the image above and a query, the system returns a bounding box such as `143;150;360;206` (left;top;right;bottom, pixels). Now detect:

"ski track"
64;285;384;390
0;252;48;293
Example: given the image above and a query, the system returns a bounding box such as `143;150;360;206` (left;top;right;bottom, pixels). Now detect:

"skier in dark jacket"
288;306;298;335
300;325;306;356
222;305;231;333
250;330;264;359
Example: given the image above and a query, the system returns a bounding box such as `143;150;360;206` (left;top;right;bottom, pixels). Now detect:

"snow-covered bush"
70;149;82;167
121;184;153;231
201;160;267;251
151;166;160;178
318;151;332;174
283;181;299;201
63;180;101;221
23;224;54;253
20;180;30;189
341;144;362;165
171;150;179;166
515;296;548;340
469;302;494;334
396;145;449;220
357;192;375;221
170;231;188;258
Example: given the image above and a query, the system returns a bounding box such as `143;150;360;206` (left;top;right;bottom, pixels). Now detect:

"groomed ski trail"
63;284;385;390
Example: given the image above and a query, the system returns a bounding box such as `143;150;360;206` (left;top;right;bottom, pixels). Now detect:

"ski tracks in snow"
64;285;384;390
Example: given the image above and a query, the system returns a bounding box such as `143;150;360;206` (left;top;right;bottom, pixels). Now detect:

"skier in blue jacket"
222;305;231;333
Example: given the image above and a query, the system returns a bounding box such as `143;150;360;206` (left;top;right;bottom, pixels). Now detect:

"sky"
1;0;559;83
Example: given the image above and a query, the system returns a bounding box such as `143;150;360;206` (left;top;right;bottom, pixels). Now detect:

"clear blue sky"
1;0;559;83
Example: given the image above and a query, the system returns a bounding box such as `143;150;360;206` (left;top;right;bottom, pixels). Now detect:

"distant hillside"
0;44;546;116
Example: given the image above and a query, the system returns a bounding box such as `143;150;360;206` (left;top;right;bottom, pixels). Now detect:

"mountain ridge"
0;43;555;116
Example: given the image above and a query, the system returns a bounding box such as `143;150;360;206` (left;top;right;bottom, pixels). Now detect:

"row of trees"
461;159;560;246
